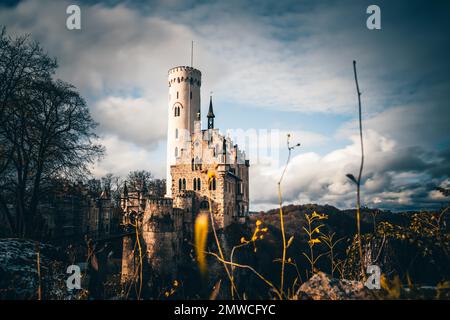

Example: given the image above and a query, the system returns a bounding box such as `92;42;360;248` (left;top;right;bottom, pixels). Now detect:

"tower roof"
207;96;215;118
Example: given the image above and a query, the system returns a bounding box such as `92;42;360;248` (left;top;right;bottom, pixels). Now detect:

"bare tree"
126;170;165;197
126;170;154;192
0;29;104;237
0;27;56;178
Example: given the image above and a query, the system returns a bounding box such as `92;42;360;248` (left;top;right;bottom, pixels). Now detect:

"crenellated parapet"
168;66;202;87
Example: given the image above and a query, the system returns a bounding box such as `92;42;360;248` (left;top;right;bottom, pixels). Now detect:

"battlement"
146;197;173;206
168;66;201;76
168;66;201;87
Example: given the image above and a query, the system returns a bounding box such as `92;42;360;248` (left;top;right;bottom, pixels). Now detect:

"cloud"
91;135;165;178
250;129;449;211
0;0;420;115
1;0;449;211
2;0;448;116
92;96;166;149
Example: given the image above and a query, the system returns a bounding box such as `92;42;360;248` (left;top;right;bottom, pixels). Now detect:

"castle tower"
166;66;202;196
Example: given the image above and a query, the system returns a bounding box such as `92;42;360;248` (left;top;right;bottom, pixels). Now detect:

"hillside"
242;203;449;291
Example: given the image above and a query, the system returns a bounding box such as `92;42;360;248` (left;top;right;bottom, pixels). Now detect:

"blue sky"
1;0;449;211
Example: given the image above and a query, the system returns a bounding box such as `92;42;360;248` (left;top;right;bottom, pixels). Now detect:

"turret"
207;95;215;129
166;66;202;197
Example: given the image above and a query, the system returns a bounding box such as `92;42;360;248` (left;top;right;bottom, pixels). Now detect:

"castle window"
175;128;178;139
191;158;194;171
178;179;182;192
197;178;201;190
174;106;181;117
193;178;197;190
183;178;186;190
175;147;178;158
190;91;192;100
177;91;179;99
209;177;216;191
175;106;181;117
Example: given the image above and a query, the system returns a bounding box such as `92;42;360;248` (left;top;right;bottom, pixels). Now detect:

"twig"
36;243;42;300
353;60;366;281
134;221;143;300
207;176;240;299
277;134;300;296
373;234;386;264
206;251;283;300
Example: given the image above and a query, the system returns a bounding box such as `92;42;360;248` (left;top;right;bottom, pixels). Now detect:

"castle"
120;66;250;282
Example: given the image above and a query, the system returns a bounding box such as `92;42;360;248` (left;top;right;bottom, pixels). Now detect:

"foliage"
302;211;328;277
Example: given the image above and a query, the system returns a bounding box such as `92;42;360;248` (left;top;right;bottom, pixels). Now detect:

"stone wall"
120;195;185;282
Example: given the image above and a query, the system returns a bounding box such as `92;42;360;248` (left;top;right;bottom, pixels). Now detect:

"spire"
207;95;215;129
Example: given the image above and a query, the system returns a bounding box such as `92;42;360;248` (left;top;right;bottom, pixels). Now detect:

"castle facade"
120;66;249;282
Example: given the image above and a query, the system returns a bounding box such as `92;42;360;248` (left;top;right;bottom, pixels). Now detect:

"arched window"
182;178;186;190
197;178;201;190
177;91;179;98
193;178;197;190
209;177;217;191
174;106;181;117
175;147;178;158
175;128;178;139
178;179;182;192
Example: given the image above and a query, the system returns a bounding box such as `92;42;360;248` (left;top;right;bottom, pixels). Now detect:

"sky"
0;0;449;211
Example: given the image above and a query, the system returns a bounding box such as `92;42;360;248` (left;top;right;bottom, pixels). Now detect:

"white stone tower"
166;66;202;197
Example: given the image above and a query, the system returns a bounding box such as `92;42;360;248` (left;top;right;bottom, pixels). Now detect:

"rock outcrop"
295;272;375;300
0;238;66;299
